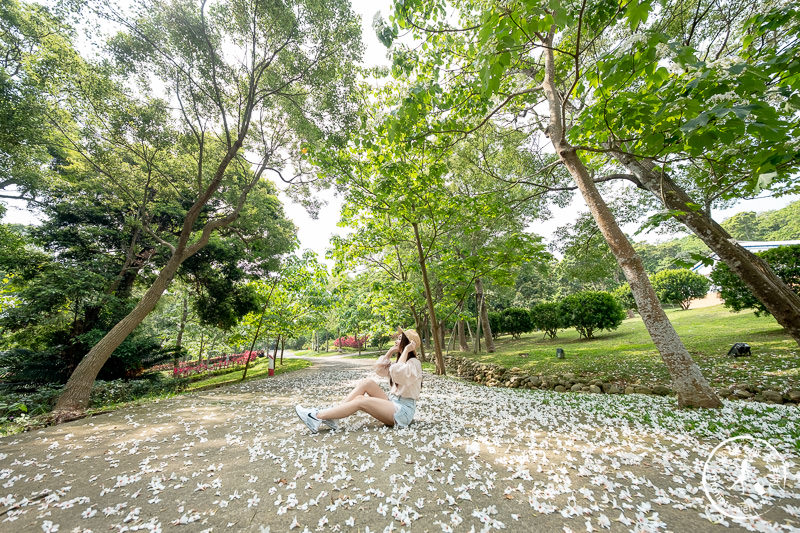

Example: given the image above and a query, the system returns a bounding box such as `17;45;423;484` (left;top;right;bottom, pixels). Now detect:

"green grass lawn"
183;357;310;392
451;304;799;390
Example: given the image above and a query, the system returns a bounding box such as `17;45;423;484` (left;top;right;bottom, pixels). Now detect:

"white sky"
2;0;795;262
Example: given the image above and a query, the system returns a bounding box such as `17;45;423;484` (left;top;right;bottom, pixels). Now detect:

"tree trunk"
475;278;495;352
51;134;250;423
197;332;206;365
242;276;277;380
473;291;481;353
613;151;800;346
410;304;427;361
457;319;469;351
439;319;446;357
273;335;280;364
280;338;285;363
174;291;188;370
412;222;445;374
541;29;720;408
51;254;182;421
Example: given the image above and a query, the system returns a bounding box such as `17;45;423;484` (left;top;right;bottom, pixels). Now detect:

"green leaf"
680;112;710;133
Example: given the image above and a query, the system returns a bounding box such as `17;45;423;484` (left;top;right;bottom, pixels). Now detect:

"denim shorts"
388;393;416;428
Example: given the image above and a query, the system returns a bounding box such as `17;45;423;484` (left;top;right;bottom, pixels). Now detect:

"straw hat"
397;327;421;351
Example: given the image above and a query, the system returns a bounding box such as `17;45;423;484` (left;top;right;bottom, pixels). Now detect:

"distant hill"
634;200;800;273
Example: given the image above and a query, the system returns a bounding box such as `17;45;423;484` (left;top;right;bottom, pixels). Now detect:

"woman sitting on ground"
294;328;423;432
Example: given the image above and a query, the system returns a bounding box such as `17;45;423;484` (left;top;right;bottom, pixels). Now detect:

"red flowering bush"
147;350;264;378
333;335;369;349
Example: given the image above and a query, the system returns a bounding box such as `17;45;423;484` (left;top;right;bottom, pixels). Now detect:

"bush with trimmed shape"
651;269;710;310
559;291;625;339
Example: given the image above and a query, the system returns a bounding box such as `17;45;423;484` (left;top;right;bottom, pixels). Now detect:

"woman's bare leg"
316;396;395;426
343;378;389;402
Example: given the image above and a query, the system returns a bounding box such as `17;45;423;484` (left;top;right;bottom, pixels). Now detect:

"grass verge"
0;358;310;436
443;305;799;390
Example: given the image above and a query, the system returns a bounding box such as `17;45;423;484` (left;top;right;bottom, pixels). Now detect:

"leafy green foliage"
488;311;503;339
612;282;638;312
559;291;626;339
501;307;533;339
651;269;710;310
711;245;800;316
530;302;564;340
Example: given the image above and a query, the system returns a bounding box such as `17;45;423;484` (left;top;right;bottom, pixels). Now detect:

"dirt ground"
1;354;798;532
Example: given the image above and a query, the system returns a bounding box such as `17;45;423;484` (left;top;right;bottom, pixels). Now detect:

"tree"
501;307;533;339
530;302;564;339
487;311;503;339
382;0;723;407
560;291;626;340
711;245;800;316
48;0;361;422
0;0;67;203
570;3;800;346
651;269;710;310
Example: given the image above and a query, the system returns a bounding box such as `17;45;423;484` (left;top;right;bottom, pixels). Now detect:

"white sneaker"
319;415;338;431
295;405;321;433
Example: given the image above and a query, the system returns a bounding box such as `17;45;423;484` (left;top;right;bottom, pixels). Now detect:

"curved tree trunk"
412;222;445;374
475;278;495;352
52;254;183;421
613;151;800;346
541;29;720;408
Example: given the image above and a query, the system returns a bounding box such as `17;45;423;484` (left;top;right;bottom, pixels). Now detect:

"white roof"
691;240;800;275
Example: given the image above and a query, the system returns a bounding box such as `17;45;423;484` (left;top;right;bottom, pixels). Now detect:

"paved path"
1;355;798;532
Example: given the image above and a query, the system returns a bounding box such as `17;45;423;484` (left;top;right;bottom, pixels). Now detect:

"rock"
730;383;751;392
733;389;753;399
554;385;566;392
589;385;602;394
511;367;521;373
762;390;783;404
529;376;542;387
624;386;636;395
652;385;671;396
604;383;621;394
570;383;582;392
787;389;800;402
564;373;576;381
634;386;652;395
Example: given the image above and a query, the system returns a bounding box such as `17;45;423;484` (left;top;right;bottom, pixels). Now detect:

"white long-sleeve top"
374;354;423;400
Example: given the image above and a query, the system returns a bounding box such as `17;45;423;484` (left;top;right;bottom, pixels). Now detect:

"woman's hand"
386;344;400;357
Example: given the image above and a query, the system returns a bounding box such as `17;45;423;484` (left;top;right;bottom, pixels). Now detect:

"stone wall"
443;355;799;405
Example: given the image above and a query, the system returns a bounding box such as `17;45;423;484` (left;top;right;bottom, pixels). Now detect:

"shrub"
530;302;564;339
612;283;638;312
501;307;533;339
488;311;503;338
559;291;626;339
286;336;308;350
651;269;710;310
710;244;800;316
370;333;391;347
